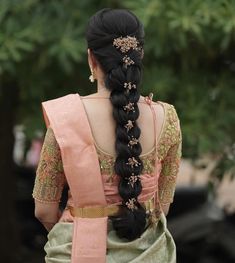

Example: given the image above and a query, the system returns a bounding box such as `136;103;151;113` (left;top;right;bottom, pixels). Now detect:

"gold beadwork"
113;35;139;53
123;102;135;113
126;173;141;188
124;82;137;91
125;197;138;210
126;157;141;168
128;136;139;148
123;55;135;67
124;120;134;131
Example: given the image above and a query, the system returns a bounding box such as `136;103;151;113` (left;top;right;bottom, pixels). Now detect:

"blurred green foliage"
0;0;234;175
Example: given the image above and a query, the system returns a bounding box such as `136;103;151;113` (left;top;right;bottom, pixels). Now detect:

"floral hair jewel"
126;173;141;188
123;55;135;68
128;136;139;148
124;82;137;94
113;35;139;53
124;120;134;131
126;157;141;168
125;197;138;210
123;102;135;113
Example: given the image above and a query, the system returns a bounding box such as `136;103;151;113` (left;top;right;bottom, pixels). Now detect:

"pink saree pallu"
42;93;108;263
42;93;177;263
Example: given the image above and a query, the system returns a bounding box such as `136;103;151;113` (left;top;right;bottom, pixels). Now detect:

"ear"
87;48;97;70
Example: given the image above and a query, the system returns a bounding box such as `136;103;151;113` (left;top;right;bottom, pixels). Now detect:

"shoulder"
153;101;180;126
41;93;81;128
42;93;80;105
156;101;181;145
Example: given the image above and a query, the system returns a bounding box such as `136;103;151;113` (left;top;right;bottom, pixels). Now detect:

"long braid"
86;8;147;240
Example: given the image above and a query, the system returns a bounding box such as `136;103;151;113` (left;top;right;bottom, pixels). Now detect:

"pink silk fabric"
42;93;161;263
42;94;108;263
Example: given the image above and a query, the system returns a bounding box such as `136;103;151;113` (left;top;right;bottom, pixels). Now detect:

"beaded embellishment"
126;173;141;188
128;136;139;148
123;102;135;113
113;35;139;53
125;197;138;210
126;157;141;168
124;82;136;91
123;55;135;68
124;120;134;131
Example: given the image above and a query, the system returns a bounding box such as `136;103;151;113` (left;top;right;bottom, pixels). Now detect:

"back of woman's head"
85;8;146;241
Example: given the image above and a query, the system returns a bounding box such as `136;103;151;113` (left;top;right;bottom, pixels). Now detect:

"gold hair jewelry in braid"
126;173;141;188
125;197;138;210
126;157;141;168
123;102;135;113
123;55;135;68
113;35;139;53
124;120;134;131
124;82;137;95
128;136;139;148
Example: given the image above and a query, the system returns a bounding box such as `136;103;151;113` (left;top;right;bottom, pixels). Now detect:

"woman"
33;8;182;263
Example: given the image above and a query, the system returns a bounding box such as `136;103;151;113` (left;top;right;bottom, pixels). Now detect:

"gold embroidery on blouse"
96;149;115;183
157;102;181;161
32;101;182;206
157;102;182;204
96;147;156;182
141;150;156;174
32;127;65;203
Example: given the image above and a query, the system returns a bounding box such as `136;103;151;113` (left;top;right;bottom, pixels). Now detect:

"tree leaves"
1;0;234;162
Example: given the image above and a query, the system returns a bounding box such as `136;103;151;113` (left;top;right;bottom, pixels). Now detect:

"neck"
96;79;111;97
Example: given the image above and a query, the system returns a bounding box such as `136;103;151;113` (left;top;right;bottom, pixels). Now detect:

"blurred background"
0;0;235;262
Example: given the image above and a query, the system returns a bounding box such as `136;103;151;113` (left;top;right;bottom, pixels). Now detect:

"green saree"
44;213;176;263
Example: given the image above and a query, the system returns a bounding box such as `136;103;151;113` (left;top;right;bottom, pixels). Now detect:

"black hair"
85;8;146;241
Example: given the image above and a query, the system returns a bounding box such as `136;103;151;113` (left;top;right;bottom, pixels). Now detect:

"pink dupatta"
42;93;108;263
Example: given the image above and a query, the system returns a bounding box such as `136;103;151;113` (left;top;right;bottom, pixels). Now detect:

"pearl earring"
89;69;95;83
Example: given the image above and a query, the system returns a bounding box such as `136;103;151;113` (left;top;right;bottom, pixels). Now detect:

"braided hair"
85;8;146;241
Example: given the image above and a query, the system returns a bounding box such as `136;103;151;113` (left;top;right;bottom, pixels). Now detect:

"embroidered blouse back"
32;94;182;218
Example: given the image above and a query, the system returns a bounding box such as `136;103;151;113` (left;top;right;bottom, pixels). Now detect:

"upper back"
81;94;165;157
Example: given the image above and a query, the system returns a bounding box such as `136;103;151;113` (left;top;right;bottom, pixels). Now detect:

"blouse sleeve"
158;103;182;205
32;127;66;203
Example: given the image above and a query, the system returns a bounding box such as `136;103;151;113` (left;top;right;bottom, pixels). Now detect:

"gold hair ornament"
124;120;134;131
125;197;138;210
113;35;139;53
128;136;139;148
123;55;135;68
126;173;141;188
124;82;137;94
126;157;141;168
123;102;135;113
